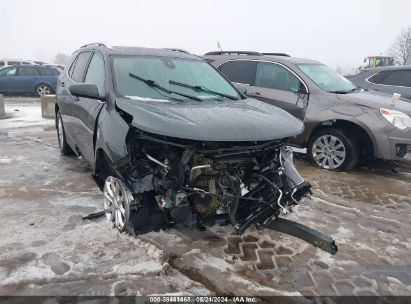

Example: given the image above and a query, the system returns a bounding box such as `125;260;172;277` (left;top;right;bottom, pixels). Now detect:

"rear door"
16;66;40;93
71;51;106;163
0;67;18;93
59;51;92;147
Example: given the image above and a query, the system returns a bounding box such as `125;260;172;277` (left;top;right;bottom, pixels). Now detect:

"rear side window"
68;56;78;78
37;67;54;76
18;67;39;76
84;52;105;95
218;60;257;85
369;70;411;87
70;51;92;83
8;61;19;65
0;61;4;67
255;62;301;92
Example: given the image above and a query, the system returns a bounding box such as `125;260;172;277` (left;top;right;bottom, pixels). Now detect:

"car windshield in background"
112;56;240;101
297;63;357;93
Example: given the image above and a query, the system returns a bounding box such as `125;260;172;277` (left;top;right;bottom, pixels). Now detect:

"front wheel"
103;176;132;232
307;128;359;171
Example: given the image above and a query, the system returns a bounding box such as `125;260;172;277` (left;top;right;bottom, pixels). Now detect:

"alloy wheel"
103;176;131;232
37;85;51;96
312;135;346;169
57;115;64;150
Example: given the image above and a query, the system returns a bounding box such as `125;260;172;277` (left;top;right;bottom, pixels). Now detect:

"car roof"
0;64;56;71
80;44;201;61
0;64;51;68
363;65;411;72
201;52;321;65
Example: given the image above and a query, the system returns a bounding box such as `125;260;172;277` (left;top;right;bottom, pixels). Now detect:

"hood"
337;91;411;116
116;97;304;141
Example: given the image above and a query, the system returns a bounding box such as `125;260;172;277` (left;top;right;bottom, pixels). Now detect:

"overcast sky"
1;0;410;73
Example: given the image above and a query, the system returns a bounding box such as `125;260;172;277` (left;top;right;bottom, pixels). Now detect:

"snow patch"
113;261;164;275
0;158;12;165
385;246;399;256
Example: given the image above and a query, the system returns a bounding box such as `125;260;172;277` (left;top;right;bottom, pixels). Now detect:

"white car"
0;58;38;68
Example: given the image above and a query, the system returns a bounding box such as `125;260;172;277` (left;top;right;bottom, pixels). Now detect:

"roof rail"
163;48;190;54
81;42;108;48
262;53;290;57
204;51;263;56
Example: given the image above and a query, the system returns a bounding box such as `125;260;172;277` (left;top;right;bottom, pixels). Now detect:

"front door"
0;67;18;93
72;51;106;164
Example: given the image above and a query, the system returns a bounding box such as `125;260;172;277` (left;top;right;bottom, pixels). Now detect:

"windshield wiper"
329;87;361;94
169;80;239;100
129;73;203;101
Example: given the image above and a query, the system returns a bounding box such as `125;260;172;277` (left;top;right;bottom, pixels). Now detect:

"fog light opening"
395;144;407;158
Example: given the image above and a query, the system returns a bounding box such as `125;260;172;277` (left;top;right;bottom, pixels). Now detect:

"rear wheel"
56;112;74;155
36;84;52;96
308;128;359;171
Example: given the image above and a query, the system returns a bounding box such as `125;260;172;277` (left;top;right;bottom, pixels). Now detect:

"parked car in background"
346;66;411;100
0;58;36;67
0;64;60;96
203;51;411;171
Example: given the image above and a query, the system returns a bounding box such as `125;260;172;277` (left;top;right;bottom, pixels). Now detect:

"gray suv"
203;51;411;171
346;66;411;100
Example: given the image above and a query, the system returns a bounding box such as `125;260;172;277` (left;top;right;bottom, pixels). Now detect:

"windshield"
112;56;240;101
297;63;357;93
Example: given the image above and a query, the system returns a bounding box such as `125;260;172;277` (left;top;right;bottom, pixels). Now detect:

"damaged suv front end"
57;46;337;255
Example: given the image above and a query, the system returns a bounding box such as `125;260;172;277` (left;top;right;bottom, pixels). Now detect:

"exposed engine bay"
97;127;336;255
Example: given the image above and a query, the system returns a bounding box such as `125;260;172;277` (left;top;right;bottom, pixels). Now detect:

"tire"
56;111;74;155
307;128;359;171
35;84;52;96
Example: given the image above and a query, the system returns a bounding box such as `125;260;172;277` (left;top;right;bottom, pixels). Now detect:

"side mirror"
298;82;308;95
69;83;102;100
233;83;248;95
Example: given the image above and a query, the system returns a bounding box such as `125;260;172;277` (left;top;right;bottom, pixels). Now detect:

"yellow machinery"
362;55;394;69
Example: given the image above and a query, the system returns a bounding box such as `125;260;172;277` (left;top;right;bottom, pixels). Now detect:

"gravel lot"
1;97;410;297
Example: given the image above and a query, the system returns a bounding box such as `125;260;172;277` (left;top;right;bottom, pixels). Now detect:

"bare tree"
53;53;70;65
389;26;411;66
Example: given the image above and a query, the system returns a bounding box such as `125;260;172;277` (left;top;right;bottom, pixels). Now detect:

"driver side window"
0;67;17;77
84;52;105;95
255;62;301;93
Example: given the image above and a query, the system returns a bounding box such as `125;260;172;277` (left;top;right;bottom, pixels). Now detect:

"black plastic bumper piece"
263;218;338;255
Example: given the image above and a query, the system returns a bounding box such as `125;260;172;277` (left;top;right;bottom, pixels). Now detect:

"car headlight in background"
380;108;411;130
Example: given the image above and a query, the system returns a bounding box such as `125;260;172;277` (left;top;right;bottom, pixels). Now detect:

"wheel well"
310;120;374;159
94;148;115;184
55;104;59;128
35;83;53;91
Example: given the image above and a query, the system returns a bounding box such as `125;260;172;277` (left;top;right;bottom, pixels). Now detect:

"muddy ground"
0;97;410;298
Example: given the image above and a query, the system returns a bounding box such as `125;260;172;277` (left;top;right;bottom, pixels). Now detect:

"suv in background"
0;64;60;96
346;66;411;100
204;51;411;171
